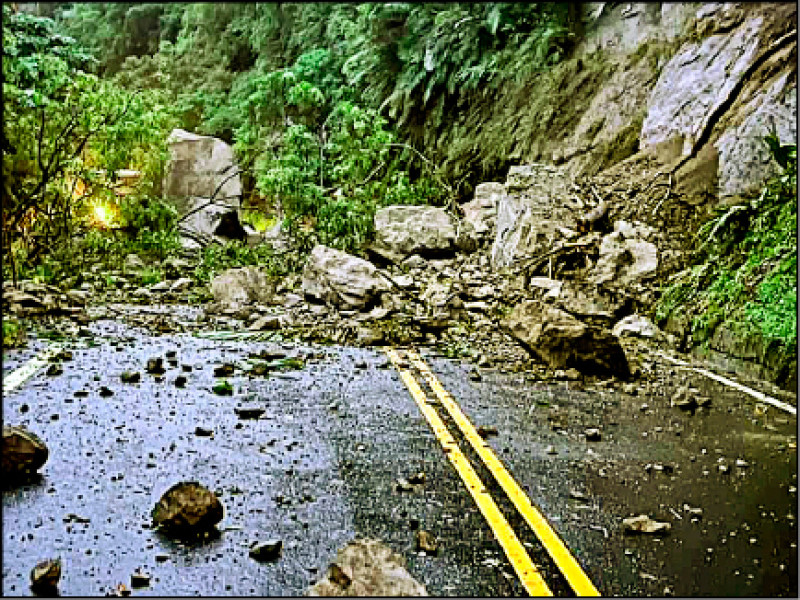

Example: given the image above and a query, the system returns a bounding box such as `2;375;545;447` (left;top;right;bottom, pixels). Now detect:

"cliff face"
468;2;797;389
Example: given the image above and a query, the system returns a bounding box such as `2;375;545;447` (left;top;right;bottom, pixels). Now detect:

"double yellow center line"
386;348;599;597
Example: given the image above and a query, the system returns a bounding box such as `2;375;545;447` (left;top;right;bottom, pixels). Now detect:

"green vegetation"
656;136;797;361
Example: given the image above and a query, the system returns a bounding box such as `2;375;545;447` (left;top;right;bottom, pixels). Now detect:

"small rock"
477;426;499;439
395;478;415;492
175;375;187;388
45;364;63;377
250;539;283;562
151;481;223;537
407;472;426;485
545;445;558;455
146;357;165;375
194;427;213;437
416;530;438;554
130;569;151;588
214;363;235;377
99;386;114;398
234;406;265;420
584;428;602;441
735;458;749;468
622;514;671;534
469;369;483;382
155;554;169;563
30;558;61;594
120;371;141;384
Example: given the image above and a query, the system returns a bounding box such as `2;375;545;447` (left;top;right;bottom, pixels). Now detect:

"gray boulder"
372;205;457;261
163;129;245;247
211;267;275;310
306;538;428;596
302;245;390;310
589;229;658;288
612;314;663;339
504;300;630;378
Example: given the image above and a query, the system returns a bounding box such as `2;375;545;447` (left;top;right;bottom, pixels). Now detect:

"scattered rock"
130;569;151;588
416;530;439;555
146;357;166;375
584;428;602;441
175;375;188;388
301;245;391;310
30;558;61;594
612;314;662;339
194;427;213;437
622;514;671;535
306;538;428;596
234;405;265;420
2;426;49;477
45;364;63;377
99;386;114;398
671;386;698;411
477;426;499;439
250;539;283;562
170;278;193;293
248;315;283;331
151;481;224;537
213;363;235;377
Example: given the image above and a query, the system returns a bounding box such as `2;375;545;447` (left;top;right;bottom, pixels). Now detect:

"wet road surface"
2;315;797;596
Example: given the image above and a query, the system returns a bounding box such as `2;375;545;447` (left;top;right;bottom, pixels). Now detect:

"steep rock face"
163;129;245;247
640;15;764;153
302;245;391;309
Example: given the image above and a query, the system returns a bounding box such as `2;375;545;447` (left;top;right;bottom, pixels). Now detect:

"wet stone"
174;375;187;388
30;558;61;594
194;427;213;437
622;514;671;535
99;386;114;398
477;426;499;439
120;371;141;384
151;481;224;538
45;364;63;377
214;363;236;377
146;357;166;375
250;539;283;562
130;569;151;588
234;406;265;420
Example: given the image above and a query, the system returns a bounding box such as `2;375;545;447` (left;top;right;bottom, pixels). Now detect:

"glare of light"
93;204;112;227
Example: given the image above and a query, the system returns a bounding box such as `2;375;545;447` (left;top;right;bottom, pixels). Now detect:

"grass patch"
655;138;797;358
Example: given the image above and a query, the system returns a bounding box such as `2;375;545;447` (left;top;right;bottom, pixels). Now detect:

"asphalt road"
2;315;797;596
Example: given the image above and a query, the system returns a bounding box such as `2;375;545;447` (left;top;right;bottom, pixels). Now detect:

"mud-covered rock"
503;300;630;378
301;245;390;310
2;426;49;477
306;538;427;596
151;481;224;536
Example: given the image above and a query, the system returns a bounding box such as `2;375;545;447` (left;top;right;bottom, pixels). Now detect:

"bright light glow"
93;204;112;227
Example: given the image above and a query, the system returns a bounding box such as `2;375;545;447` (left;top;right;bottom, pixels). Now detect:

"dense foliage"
2;5;179;285
50;2;580;252
656;137;797;364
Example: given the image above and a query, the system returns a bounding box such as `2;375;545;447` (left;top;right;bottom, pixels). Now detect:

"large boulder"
371;205;457;262
211;266;275;310
302;245;390;310
491;164;574;269
307;538;428;596
163;129;245;248
504;300;630;378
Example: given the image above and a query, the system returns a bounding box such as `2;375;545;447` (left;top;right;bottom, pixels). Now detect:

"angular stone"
211;266;274;310
151;481;223;536
503;300;630;378
372;205;457;260
301;245;390;310
307;538;428;596
2;426;49;477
